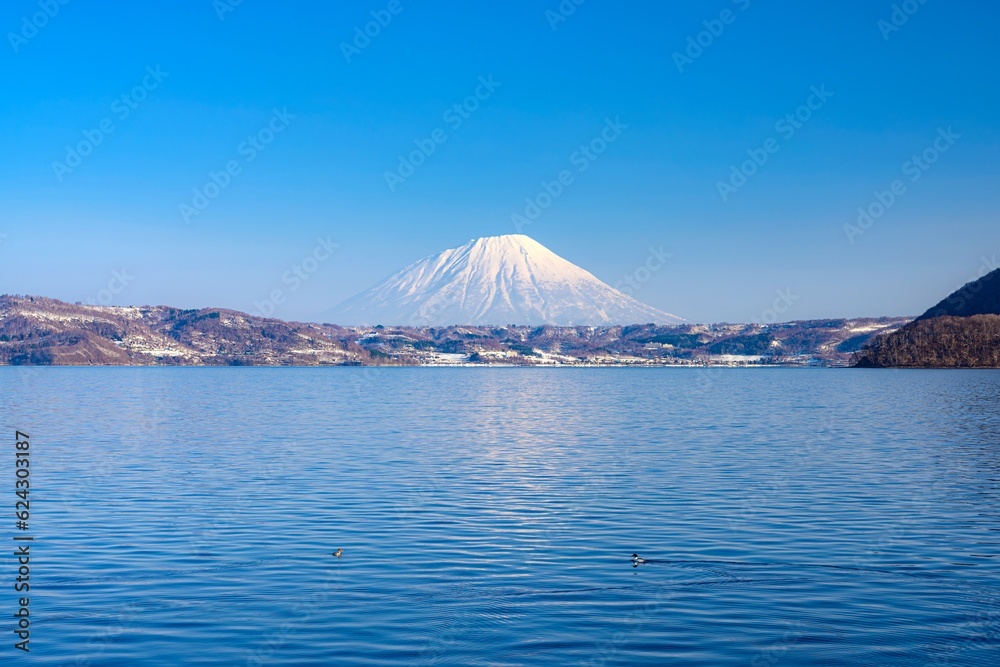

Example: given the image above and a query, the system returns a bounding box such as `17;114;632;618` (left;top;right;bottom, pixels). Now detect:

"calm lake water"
1;367;999;666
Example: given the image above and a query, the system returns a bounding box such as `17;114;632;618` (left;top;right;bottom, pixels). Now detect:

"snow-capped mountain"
321;235;684;326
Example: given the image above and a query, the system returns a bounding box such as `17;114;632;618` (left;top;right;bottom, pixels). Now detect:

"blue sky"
1;0;998;323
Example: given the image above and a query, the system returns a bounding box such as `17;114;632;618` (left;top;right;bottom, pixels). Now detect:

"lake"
1;367;998;665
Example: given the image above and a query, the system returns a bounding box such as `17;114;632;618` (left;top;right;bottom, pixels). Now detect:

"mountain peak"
471;233;533;243
456;234;549;257
321;235;684;327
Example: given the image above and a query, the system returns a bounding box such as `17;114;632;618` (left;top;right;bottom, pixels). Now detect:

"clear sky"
1;0;998;323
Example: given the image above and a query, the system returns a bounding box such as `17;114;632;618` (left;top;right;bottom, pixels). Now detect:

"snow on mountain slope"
320;235;684;326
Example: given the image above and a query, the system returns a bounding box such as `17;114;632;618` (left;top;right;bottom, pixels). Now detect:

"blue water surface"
1;367;998;666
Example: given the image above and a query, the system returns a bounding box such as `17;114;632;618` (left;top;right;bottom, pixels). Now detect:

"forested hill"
855;268;1000;368
854;315;1000;368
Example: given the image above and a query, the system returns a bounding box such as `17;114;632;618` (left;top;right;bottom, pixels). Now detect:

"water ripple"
1;367;998;665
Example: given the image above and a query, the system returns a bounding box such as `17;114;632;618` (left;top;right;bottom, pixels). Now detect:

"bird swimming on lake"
632;553;646;565
333;548;343;558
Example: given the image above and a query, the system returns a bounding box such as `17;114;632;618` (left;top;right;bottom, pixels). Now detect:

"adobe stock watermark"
615;245;672;296
415;584;493;664
7;0;71;54
756;288;799;325
244;566;342;666
750;621;807;667
511;116;628;232
545;0;586;31
673;0;752;73
340;0;412;64
927;606;1000;666
716;84;834;202
52;66;169;183
730;415;832;531
846;472;956;573
384;74;502;192
85;268;134;306
878;0;930;41
213;0;245;21
68;602;141;667
179;107;296;223
580;575;742;667
403;288;454;328
844;126;959;244
923;254;999;319
252;236;339;317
